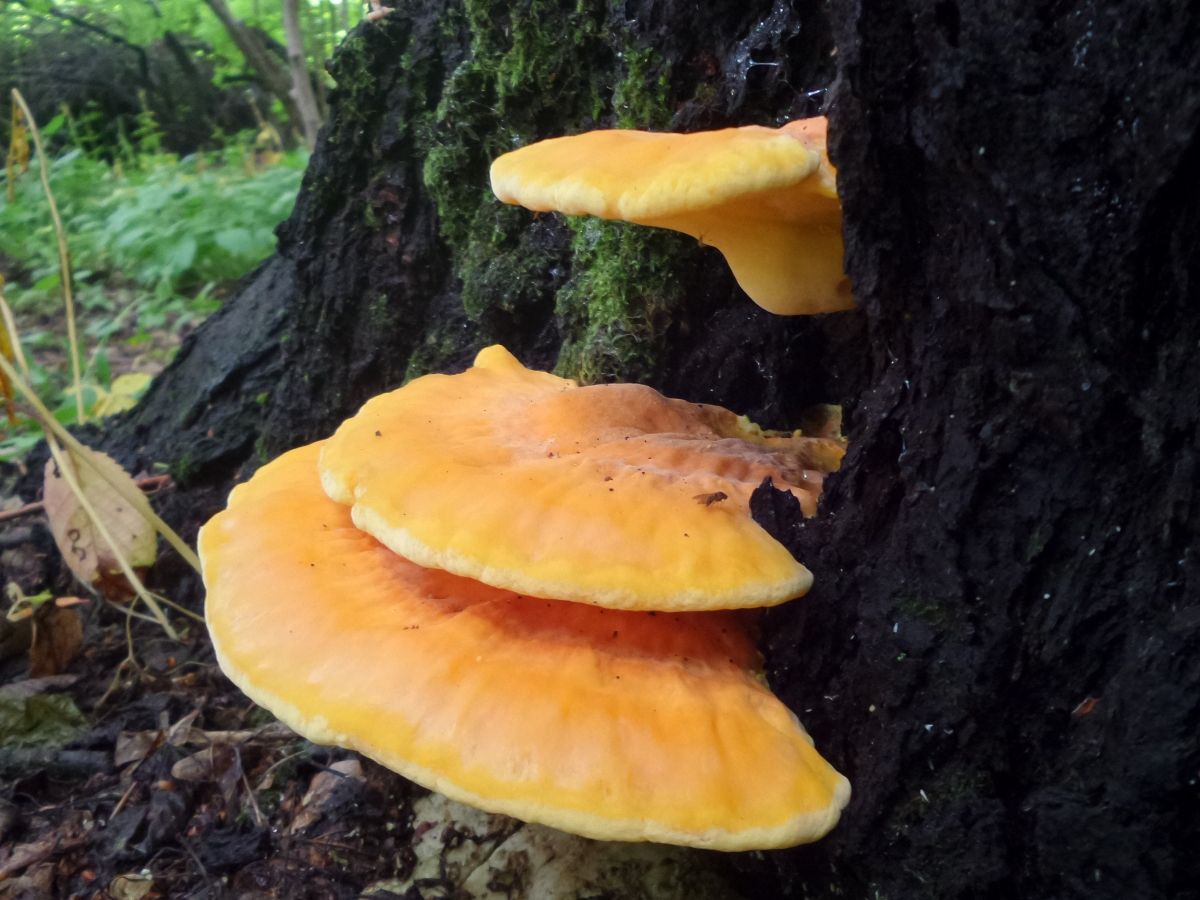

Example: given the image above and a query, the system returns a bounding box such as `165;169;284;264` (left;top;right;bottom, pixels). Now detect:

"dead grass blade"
10;89;84;423
0;353;201;573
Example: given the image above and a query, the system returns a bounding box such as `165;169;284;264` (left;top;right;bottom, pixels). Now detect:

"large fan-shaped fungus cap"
200;442;851;849
319;345;844;612
490;117;851;315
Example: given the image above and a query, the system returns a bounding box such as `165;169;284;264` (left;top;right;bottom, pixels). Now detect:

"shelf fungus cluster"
201;346;851;850
491;116;851;315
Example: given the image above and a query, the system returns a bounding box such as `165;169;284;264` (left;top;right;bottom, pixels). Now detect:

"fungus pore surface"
319;345;844;611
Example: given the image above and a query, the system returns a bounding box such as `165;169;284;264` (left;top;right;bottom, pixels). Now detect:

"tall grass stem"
10;89;85;423
0;353;202;574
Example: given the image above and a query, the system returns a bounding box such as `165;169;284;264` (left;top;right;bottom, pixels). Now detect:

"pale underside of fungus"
200;442;852;850
490;117;853;315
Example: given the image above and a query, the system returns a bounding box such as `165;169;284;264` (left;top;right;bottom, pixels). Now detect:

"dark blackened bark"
754;2;1200;897
102;1;1198;897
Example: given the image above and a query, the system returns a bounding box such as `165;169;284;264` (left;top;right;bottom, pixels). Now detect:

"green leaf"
40;113;66;138
165;235;198;274
33;272;60;293
93;349;112;387
214;227;256;257
0;692;87;750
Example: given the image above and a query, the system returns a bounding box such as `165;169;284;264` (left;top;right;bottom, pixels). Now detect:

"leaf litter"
0;606;424;898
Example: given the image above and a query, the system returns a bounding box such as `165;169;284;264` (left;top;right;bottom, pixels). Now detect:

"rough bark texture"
752;3;1200;897
100;1;1198;897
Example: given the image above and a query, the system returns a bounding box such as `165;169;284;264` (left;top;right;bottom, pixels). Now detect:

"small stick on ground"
0;475;173;523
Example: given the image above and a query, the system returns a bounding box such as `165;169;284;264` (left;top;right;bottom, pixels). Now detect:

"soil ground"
0;571;424;899
0;302;426;899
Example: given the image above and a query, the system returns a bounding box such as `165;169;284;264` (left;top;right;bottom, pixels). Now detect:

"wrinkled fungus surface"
201;442;851;849
320;345;844;610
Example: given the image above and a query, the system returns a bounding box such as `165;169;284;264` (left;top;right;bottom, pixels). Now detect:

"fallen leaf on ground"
116;719;293;769
114;731;161;769
108;872;156;900
0;692;86;750
0;834;86;880
29;603;84;677
42;446;157;599
171;742;242;807
289;758;365;833
90;372;153;419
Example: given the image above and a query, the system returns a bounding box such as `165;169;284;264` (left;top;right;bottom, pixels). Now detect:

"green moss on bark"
613;45;673;129
417;0;695;383
555;220;693;383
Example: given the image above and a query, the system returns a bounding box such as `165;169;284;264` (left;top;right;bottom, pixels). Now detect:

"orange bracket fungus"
201;442;851;850
490;116;852;315
319;345;845;612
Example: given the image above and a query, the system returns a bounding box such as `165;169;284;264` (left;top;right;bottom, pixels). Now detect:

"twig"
108;778;140;820
177;835;216;896
98;651;144;709
0;475;172;523
0;747;110;779
10;89;84;424
102;597;167;626
146;589;205;624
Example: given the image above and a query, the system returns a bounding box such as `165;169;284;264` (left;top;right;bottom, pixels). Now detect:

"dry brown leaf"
170;746;221;782
42;446;157;599
28;604;83;677
108;872;155;900
171;743;242;807
114;730;160;769
290;758;365;833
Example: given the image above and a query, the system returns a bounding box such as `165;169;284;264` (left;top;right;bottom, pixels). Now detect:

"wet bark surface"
753;2;1200;896
19;0;1197;896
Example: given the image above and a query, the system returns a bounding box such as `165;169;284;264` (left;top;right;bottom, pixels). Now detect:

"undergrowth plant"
0;108;305;460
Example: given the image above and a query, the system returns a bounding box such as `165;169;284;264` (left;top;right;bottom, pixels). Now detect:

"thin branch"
0;475;172;523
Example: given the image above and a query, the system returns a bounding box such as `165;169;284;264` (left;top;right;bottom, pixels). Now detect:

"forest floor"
0;300;761;899
0;577;754;900
0;588;422;899
0;303;428;898
0;482;753;899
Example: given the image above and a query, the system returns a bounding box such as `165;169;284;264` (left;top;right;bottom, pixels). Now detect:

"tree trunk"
106;1;1199;897
201;0;305;143
281;0;324;149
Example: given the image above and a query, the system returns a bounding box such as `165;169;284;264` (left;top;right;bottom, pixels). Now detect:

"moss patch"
613;45;673;129
555;219;694;383
417;0;693;381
